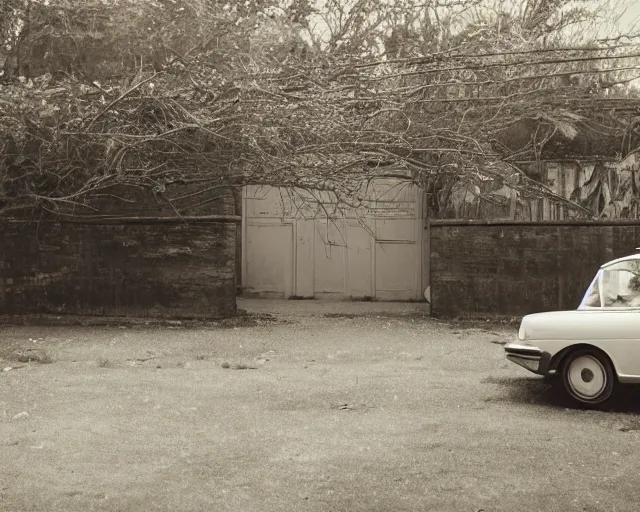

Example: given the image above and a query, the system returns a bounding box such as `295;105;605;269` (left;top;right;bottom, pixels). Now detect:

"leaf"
555;120;578;140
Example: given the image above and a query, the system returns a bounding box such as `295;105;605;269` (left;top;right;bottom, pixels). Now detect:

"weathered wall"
430;221;640;317
0;218;238;318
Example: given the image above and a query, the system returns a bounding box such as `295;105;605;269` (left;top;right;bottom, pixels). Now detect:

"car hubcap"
567;355;606;400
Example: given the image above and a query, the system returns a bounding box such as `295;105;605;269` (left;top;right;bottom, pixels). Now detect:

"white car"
505;251;640;407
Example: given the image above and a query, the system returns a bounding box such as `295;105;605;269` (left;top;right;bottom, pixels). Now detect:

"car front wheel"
561;349;616;407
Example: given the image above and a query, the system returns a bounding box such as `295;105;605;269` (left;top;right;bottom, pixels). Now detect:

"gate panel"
244;223;293;297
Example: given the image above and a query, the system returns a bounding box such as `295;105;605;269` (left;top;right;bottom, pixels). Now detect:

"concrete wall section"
430;222;640;317
0;219;238;318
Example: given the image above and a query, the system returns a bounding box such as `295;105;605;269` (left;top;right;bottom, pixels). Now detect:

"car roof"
601;253;640;268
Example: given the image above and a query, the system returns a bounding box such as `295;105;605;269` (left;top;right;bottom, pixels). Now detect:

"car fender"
548;343;619;375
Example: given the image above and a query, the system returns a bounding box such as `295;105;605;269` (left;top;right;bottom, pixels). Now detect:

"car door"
591;259;640;380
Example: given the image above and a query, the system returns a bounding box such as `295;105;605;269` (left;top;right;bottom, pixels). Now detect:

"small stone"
12;411;29;420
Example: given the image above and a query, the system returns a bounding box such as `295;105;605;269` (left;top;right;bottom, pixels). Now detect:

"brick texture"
430;223;640;317
0;219;238;318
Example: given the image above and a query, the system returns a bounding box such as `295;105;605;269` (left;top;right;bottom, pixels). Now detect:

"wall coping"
3;215;241;225
429;219;640;227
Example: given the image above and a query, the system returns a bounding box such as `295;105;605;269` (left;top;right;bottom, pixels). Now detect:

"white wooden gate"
242;179;425;301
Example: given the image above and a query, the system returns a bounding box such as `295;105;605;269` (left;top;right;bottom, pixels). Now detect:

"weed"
221;362;257;370
13;349;54;364
233;363;257;370
39;351;55;364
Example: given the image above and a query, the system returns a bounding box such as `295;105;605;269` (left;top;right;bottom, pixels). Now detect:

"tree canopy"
2;0;640;219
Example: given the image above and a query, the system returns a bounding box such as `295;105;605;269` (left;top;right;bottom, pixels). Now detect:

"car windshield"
579;258;640;309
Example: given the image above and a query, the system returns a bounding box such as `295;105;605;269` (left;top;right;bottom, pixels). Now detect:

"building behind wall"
431;119;640;222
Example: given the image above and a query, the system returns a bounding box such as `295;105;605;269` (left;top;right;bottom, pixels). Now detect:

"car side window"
602;261;640;308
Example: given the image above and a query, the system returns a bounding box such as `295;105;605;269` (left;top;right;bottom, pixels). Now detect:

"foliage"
1;0;640;219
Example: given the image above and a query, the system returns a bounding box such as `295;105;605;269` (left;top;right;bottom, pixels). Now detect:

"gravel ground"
1;309;640;512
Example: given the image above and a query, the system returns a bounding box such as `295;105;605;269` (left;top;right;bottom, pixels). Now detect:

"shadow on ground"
483;375;640;414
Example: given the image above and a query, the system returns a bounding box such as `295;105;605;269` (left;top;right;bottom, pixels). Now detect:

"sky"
304;0;640;44
620;0;640;29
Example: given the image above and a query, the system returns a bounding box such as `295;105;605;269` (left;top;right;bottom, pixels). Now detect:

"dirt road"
2;312;640;512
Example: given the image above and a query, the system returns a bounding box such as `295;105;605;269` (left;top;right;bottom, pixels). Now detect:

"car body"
504;252;640;406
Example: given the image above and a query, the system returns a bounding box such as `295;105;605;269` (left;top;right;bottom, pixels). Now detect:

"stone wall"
430;221;640;317
0;218;238;318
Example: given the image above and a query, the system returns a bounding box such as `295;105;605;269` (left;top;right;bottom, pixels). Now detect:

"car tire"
561;348;616;407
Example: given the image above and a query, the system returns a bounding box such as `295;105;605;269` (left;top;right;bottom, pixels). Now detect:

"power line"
352;44;640;70
404;68;640;92
362;53;640;82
